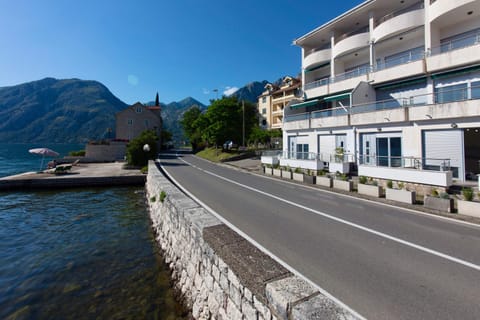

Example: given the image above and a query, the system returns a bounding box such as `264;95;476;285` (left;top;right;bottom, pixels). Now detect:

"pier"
0;162;146;191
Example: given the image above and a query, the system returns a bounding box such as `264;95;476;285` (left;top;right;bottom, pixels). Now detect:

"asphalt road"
158;153;480;320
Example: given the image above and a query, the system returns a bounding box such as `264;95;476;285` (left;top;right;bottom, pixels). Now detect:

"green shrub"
69;150;85;157
141;166;148;174
439;192;450;199
160;191;167;203
372;180;378;186
150;196;156;202
431;188;439;197
387;180;393;189
397;182;405;190
126;130;158;167
359;176;367;184
294;167;302;173
462;187;474;201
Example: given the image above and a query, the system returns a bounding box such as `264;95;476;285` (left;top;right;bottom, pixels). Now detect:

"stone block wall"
146;161;358;320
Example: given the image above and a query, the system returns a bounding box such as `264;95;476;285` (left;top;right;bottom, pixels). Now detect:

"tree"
126;130;158;166
155;92;160;106
180;105;204;150
203;96;257;146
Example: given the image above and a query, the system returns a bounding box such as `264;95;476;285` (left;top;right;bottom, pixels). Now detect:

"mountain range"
0;77;270;144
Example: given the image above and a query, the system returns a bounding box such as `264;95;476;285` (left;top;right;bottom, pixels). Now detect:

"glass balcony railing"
285;83;480;121
312;107;348;118
359;155;451;172
374;49;424;71
305;77;330;90
375;1;424;27
431;29;480;55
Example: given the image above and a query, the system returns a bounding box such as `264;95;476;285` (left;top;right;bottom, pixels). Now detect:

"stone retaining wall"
146;160;358;320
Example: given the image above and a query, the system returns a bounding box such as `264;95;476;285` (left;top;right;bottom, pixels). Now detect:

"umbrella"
29;148;59;171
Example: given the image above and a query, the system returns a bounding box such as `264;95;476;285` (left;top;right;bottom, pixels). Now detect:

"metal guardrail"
430;29;480;55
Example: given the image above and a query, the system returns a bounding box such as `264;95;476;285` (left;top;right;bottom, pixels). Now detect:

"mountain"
0;78;128;143
231;80;269;103
147;97;207;144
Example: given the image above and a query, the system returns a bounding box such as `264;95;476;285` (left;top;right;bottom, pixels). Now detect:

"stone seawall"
146;161;358;320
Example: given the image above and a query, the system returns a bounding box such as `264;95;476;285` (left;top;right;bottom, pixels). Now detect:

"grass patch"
196;147;239;162
160;191;167;203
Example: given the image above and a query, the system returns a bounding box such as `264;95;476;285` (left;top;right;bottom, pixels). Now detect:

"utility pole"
242;100;245;148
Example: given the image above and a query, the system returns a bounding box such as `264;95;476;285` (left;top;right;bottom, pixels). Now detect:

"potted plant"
357;176;384;197
281;166;292;179
385;180;416;204
333;172;353;191
424;188;454;213
457;187;480;218
315;170;332;187
292;167;304;182
303;169;316;184
264;164;273;175
272;164;282;177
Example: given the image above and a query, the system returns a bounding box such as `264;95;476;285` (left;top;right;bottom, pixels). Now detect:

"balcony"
279;151;326;171
304;47;332;70
429;0;478;24
427;30;480;73
330;67;369;93
311;107;349;128
286;84;480;127
283;113;309;131
371;59;425;84
358;155;452;187
373;2;425;43
333;27;370;58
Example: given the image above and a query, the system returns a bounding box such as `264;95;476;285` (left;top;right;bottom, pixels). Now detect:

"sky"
0;0;363;105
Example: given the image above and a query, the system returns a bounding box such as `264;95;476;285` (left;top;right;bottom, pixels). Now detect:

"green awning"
305;62;330;73
431;65;480;80
323;93;350;102
289;99;319;109
376;77;427;91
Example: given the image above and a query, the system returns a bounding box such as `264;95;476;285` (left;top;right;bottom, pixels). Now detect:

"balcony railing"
430;29;480;55
281;151;354;163
359;155;450;172
375;1;424;27
374;49;425;71
305;77;330;90
286;83;480;121
312;107;348;118
261;150;283;157
336;26;369;43
305;43;332;58
332;65;370;83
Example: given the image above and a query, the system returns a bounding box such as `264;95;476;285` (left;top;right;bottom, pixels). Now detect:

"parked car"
222;140;238;150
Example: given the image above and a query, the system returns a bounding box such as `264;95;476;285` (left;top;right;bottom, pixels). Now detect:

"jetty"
0;162;146;191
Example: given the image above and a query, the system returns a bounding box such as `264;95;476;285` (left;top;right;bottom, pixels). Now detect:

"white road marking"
175;156;480;273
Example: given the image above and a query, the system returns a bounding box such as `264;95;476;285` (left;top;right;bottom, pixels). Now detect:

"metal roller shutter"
422;130;464;180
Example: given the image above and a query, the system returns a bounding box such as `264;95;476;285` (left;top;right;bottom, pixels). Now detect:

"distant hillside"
147;97;207;144
231;80;269;103
0;78;128;143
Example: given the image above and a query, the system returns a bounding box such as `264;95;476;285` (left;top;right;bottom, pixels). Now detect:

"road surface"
158;152;480;320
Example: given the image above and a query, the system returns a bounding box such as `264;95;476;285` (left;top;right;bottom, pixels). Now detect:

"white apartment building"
279;0;480;186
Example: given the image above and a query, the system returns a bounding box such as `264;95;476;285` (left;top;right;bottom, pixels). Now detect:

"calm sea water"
0;144;188;319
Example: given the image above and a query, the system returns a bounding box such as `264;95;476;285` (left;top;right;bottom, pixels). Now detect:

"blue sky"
0;1;362;105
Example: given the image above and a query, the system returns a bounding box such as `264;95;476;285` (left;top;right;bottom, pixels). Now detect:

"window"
376;136;402;167
435;83;468;103
471;81;480;99
135;106;143;113
262;97;267;103
127;119;133;125
262;108;266;114
296;144;309;160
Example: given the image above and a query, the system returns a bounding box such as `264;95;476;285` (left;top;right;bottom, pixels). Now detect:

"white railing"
430;28;480;55
359;155;451;171
281;151;354;163
285;83;480;121
375;1;424;27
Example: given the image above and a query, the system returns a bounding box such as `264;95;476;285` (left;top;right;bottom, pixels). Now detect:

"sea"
0;143;188;319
